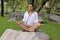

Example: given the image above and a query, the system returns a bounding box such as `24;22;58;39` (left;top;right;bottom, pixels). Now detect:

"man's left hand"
28;27;34;32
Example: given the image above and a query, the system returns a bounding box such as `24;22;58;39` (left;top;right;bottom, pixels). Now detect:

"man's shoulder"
24;11;38;15
24;11;28;15
25;11;28;14
34;11;38;15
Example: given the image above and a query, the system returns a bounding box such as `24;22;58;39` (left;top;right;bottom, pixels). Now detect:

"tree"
6;0;21;12
36;0;49;14
1;0;4;17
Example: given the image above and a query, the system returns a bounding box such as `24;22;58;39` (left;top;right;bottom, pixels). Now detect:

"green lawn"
0;14;60;40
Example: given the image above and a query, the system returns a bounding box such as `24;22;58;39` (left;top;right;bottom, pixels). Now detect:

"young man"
16;3;40;32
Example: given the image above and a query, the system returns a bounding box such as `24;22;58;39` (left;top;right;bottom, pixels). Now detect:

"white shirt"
23;11;38;26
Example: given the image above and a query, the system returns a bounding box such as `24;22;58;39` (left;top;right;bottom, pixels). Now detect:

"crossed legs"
16;22;40;32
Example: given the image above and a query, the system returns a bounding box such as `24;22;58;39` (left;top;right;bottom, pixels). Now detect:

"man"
16;3;40;32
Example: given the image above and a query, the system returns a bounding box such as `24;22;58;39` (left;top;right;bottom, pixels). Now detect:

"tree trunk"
31;0;34;5
36;0;49;14
13;8;15;12
1;0;4;17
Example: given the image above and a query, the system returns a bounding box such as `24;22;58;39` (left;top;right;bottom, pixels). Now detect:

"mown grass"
0;14;60;40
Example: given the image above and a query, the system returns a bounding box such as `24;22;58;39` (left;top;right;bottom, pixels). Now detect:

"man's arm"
16;20;24;25
16;12;26;25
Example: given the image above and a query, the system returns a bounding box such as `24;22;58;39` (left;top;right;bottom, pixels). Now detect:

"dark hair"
28;3;34;7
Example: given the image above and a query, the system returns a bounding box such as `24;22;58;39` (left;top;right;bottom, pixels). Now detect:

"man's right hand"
16;20;24;25
16;21;21;25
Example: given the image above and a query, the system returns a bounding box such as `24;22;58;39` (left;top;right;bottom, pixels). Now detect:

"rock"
43;13;60;24
49;14;60;24
43;13;49;18
38;16;44;23
4;10;10;14
0;29;49;40
9;11;24;21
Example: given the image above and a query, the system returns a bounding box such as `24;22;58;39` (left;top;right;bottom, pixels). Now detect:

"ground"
0;14;60;40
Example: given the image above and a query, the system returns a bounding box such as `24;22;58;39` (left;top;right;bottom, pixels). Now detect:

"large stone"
43;13;49;18
9;11;24;21
49;14;60;24
43;13;60;24
38;16;44;23
0;29;49;40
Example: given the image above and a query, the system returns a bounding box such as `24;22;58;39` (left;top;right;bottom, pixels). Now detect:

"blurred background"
0;0;60;40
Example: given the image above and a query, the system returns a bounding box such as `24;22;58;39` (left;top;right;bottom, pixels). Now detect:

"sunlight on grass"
0;14;60;40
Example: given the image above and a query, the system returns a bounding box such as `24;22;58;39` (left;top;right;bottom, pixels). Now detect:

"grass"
40;17;60;40
0;14;20;36
0;14;60;40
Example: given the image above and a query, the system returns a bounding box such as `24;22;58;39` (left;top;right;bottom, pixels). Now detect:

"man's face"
28;4;33;11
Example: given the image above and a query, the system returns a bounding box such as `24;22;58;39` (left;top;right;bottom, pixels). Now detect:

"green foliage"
4;0;28;12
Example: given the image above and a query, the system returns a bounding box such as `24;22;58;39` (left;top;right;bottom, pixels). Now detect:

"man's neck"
28;10;34;13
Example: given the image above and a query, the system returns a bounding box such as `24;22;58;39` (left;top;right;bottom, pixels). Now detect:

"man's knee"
16;23;18;25
36;22;40;27
16;21;19;25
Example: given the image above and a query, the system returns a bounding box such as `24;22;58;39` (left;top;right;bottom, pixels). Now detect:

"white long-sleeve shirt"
23;11;38;26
